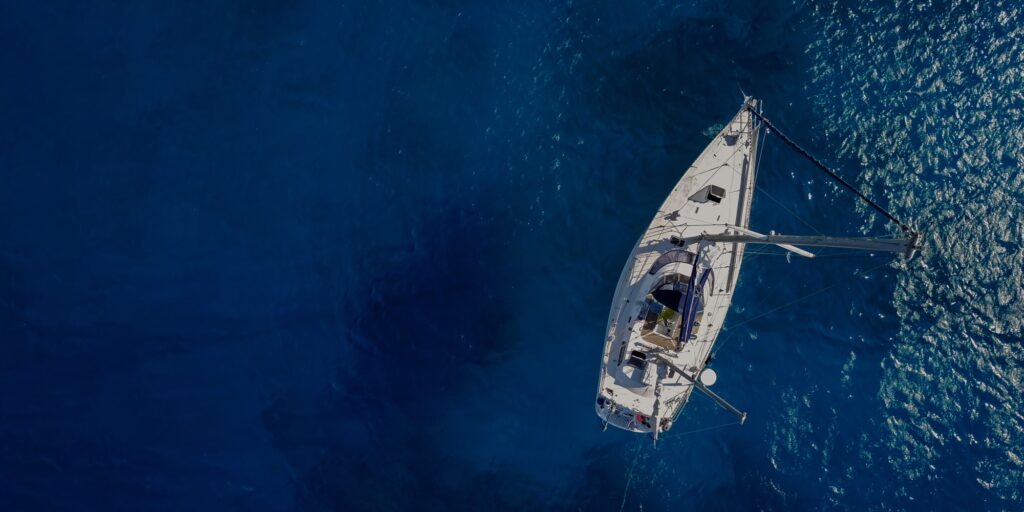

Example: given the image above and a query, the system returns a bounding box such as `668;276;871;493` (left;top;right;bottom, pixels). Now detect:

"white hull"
596;100;762;435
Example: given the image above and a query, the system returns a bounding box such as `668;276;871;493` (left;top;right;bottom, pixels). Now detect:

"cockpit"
637;270;711;351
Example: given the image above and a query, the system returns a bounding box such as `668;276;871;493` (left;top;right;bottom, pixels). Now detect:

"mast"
727;98;762;292
673;225;922;260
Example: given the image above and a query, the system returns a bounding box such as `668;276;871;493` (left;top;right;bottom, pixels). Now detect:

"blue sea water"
2;0;1023;510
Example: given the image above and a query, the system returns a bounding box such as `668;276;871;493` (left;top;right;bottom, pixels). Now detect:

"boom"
653;354;747;424
673;225;922;260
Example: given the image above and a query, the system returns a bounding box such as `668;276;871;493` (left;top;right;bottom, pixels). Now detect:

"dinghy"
594;98;921;440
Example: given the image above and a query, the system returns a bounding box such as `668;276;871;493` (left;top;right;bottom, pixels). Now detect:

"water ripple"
808;0;1024;504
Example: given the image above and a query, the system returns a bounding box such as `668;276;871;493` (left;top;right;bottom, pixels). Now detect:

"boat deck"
596;100;761;433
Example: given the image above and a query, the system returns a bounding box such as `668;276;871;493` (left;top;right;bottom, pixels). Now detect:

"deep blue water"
2;1;1023;510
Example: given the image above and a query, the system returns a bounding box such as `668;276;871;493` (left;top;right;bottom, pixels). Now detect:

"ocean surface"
2;1;1022;510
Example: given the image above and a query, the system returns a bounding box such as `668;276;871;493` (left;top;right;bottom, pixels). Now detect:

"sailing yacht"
594;98;920;440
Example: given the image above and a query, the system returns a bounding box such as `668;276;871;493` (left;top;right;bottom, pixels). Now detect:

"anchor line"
747;106;914;234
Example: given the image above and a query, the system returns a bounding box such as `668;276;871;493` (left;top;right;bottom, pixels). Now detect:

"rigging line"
810;249;894;258
729;114;737;209
659;419;743;440
746;106;913;233
754;185;826;236
754;103;768;181
742;249;888;258
711;258;895;357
